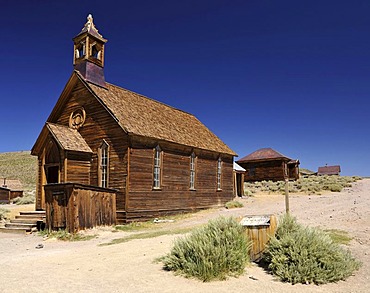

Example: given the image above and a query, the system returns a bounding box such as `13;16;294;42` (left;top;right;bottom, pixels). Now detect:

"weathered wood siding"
44;183;116;232
9;190;23;201
36;158;43;210
0;189;23;203
240;160;286;182
0;189;10;203
288;165;299;180
49;79;129;212
125;140;234;222
242;215;277;261
66;159;91;184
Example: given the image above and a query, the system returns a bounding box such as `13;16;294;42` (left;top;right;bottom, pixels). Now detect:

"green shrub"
12;194;35;205
0;208;10;220
327;184;343;192
225;201;244;209
161;216;251;282
244;175;360;195
264;214;361;284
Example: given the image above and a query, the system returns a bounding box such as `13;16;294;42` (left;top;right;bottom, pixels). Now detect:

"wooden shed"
236;148;300;182
0;178;23;203
318;165;341;176
31;15;236;228
233;162;245;197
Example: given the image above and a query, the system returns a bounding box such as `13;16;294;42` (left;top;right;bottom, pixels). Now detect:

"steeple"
73;14;107;87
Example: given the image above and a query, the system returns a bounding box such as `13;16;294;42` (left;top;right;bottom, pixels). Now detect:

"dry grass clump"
38;229;96;241
245;175;361;195
264;214;361;284
160;216;251;282
12;194;35;205
0;208;10;220
225;200;244;209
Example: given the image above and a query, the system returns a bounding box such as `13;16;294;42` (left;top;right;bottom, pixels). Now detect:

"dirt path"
0;179;369;293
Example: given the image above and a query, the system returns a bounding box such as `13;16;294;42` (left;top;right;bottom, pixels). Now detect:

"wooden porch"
44;183;116;233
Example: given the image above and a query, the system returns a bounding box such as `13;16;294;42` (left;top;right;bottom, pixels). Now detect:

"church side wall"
125;137;234;222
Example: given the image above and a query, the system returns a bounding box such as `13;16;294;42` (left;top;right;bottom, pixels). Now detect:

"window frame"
98;140;109;188
153;145;162;190
189;152;196;190
217;157;222;191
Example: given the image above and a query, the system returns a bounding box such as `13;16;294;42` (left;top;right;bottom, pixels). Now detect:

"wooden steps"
0;211;46;234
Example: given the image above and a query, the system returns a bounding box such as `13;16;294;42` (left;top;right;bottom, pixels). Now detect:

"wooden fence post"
285;179;290;213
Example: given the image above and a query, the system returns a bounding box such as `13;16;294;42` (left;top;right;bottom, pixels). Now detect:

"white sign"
240;215;270;226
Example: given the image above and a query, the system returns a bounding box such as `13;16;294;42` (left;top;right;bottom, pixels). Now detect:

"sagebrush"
12;194;35;205
0;208;10;220
245;175;361;195
160;216;251;282
264;214;361;284
225;200;244;209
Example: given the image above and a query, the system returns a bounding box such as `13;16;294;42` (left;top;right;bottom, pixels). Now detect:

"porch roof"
46;123;92;153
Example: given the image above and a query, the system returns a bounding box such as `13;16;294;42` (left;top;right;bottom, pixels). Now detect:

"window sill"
217;189;222;192
189;188;196;191
152;187;162;191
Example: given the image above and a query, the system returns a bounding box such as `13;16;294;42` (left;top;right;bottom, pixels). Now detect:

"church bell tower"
73;14;107;87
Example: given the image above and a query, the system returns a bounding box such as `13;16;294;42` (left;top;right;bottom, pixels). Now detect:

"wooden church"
31;15;236;230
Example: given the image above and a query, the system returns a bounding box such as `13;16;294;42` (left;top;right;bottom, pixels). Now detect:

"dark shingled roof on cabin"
87;76;236;156
237;148;291;163
317;165;341;175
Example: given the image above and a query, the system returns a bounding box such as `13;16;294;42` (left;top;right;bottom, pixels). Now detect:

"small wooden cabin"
0;178;23;203
31;15;236;228
318;165;341;176
236;148;299;182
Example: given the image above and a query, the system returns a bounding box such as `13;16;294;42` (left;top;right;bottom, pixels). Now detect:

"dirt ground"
0;179;369;293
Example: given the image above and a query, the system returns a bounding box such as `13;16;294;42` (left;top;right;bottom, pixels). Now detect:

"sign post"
285;179;290;213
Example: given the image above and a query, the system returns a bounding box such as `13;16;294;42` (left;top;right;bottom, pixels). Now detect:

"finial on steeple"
73;14;107;88
76;13;105;41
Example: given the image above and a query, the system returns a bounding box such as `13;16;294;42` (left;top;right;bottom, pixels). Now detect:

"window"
99;141;109;188
190;152;196;190
76;41;86;59
91;44;100;59
90;43;102;60
217;157;222;190
153;145;162;189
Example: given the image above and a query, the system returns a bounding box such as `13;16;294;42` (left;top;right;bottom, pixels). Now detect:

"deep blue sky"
1;0;369;176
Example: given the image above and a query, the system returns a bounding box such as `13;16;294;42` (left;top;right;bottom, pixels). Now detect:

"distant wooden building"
0;178;23;203
299;168;317;178
318;165;341;176
236;148;300;182
31;15;236;228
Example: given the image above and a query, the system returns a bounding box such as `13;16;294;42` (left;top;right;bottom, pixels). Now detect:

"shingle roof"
47;123;92;153
318;165;341;175
237;148;291;163
0;178;23;191
87;80;236;156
